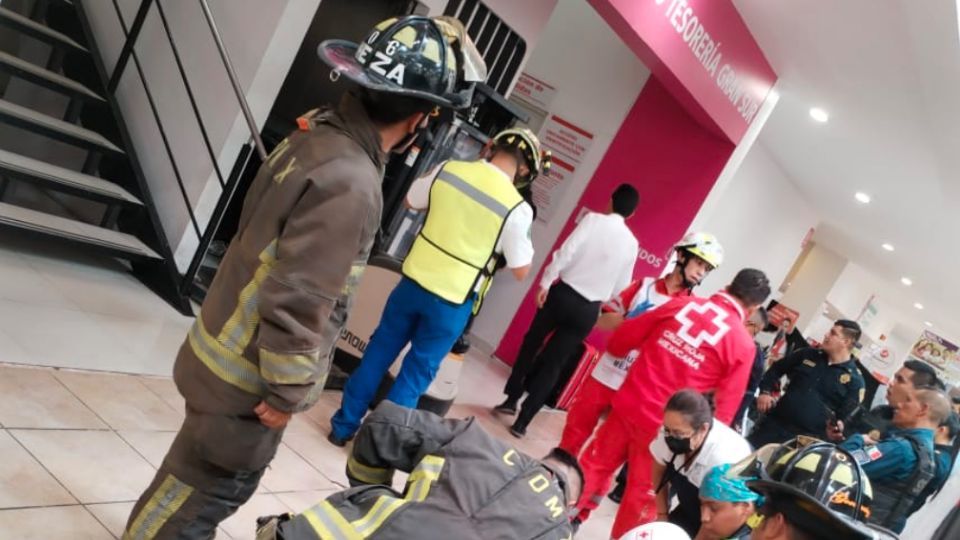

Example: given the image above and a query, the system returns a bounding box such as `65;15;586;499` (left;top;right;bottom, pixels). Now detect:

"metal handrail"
197;0;267;160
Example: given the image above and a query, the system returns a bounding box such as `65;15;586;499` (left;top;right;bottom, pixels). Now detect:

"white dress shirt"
406;160;534;269
539;211;638;302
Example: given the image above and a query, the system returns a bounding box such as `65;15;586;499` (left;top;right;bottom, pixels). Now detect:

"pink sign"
589;0;777;144
496;78;735;363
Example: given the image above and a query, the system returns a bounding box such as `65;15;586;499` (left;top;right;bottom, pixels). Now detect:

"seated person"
256;401;581;540
695;464;762;540
907;411;959;515
650;390;752;536
837;387;950;533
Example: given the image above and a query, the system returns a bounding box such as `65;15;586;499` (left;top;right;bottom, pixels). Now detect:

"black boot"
493;398;518;415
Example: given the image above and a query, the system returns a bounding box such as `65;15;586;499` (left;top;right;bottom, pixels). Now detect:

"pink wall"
496;77;735;363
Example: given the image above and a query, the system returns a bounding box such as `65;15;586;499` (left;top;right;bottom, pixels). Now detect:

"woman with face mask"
650;389;752;537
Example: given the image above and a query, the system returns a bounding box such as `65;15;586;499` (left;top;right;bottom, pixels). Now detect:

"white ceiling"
733;0;960;342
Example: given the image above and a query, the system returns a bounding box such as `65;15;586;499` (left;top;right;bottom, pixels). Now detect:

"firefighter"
559;232;725;457
574;269;770;538
122;16;485;539
328;127;547;446
256;402;580;539
732;439;896;540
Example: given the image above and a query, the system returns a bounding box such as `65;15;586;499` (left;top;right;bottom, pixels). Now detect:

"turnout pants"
559;376;617;456
576;410;658;539
124;407;284;539
331;278;474;440
503;281;600;428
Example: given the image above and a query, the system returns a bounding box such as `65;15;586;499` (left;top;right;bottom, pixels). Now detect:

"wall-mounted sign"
532;115;594;224
908;330;960;386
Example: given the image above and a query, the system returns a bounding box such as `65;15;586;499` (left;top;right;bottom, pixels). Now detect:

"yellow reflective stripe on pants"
259;348;318;385
188;319;265;395
305;455;446;538
303;501;363;540
346;456;392;485
218;240;278;353
123;474;194;540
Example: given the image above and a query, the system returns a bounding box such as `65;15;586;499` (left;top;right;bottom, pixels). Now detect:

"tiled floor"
0;235;953;539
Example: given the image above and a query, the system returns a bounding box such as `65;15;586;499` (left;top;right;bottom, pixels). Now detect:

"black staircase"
0;1;189;313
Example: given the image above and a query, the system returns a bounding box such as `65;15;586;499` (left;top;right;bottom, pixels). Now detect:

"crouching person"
257;401;581;539
695;464;762;540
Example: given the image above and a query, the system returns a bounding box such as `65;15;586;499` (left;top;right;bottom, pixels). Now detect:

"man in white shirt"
495;184;640;437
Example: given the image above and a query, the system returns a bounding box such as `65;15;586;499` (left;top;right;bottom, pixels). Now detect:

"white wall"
84;0;319;264
469;0;652;351
689;142;819;301
780;242;848;334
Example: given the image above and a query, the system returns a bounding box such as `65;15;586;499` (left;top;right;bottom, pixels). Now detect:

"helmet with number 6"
317;16;487;109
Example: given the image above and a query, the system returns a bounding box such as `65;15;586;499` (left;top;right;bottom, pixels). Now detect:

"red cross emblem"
675;301;731;347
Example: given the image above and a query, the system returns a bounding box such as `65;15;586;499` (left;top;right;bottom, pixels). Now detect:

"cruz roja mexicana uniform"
330;157;534;443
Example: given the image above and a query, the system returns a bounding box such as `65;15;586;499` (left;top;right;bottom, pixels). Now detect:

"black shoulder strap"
885;433;936;526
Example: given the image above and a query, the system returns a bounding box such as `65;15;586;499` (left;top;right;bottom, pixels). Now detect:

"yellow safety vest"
403;160;524;304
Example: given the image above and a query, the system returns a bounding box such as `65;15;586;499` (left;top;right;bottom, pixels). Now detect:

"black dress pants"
503;281;601;427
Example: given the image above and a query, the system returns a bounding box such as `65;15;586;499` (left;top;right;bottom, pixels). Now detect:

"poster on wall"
908;330;960;386
532;115;594;224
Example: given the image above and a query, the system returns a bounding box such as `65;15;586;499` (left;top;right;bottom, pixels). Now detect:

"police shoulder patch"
802;359;817;367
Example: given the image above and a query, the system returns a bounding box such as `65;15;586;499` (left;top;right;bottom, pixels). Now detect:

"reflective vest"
403;160;523;304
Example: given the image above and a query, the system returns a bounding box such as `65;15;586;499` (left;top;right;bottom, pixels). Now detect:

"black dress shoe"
509;422;527;438
608;489;623;504
327;431;353;447
493;399;518;415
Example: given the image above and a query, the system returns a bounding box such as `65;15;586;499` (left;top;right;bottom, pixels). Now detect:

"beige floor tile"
11;429;156;504
272;490;338;514
85;502;134;538
300;390;342;431
137;376;185;413
117;430;177;469
0;505;113;539
260;444;341;493
54;371;182;431
0;430;76;508
0;366;107;429
219;494;292;540
281;431;351;490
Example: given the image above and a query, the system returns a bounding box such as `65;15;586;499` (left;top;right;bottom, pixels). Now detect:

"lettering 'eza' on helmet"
675;231;724;269
317;16;487;109
730;437;879;540
492;127;552;187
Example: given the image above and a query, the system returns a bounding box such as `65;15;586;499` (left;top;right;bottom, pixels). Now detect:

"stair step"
0;202;160;259
0;148;141;206
0;6;88;53
0;50;103;102
0;99;123;154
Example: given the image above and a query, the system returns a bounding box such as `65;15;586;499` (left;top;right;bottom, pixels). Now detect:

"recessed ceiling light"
924;321;933;327
882;243;895;252
855;192;871;204
914;303;924;310
809;107;829;123
901;277;913;286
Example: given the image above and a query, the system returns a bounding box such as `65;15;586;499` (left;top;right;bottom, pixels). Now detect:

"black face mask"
664;435;693;454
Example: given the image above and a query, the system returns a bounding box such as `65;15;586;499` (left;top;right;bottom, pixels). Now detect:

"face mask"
664;435;693;454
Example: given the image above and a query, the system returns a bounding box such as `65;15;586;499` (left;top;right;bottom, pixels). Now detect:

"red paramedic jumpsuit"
559;277;690;456
575;291;756;538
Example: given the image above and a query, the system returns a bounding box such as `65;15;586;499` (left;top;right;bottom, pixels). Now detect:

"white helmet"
675;231;724;269
618;522;691;540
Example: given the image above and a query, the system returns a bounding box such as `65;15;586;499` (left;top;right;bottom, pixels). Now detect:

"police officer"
748;319;865;447
906;411;959;515
123;16;485;539
843;360;943;439
839;387;951;532
257;402;580;539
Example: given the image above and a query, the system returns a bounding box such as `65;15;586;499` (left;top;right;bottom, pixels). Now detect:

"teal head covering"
700;463;762;504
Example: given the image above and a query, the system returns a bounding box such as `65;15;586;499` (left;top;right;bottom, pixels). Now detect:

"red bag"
554;343;600;410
